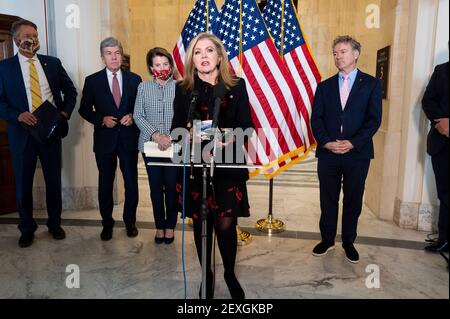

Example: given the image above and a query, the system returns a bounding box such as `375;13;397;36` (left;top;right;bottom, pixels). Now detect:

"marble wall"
125;0;225;80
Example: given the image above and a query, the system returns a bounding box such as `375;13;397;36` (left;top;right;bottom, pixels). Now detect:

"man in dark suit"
422;60;449;253
311;35;382;263
0;19;77;247
79;37;142;241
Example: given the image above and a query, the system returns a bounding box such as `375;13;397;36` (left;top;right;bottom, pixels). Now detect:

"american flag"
263;0;321;150
173;0;219;77
212;0;308;177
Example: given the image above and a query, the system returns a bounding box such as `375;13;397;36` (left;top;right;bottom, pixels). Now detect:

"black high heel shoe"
154;235;164;244
154;230;165;244
164;236;175;244
224;272;245;299
164;229;175;244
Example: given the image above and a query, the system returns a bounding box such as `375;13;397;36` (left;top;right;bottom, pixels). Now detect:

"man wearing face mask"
133;47;178;244
79;37;142;241
0;19;77;248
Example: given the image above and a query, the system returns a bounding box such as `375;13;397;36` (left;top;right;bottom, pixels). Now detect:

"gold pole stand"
237;224;252;245
255;179;286;234
255;213;285;234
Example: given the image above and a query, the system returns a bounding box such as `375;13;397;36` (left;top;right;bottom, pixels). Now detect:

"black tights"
193;215;244;299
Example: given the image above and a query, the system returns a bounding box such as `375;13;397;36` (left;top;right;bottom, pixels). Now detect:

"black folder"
24;100;65;144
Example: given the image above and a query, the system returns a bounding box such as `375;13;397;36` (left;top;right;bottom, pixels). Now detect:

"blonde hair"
180;32;237;91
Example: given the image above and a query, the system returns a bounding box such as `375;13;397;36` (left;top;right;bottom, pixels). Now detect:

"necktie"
28;59;43;112
340;74;350;109
112;72;121;108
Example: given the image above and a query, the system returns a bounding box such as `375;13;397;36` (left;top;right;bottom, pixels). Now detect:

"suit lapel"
345;70;364;109
120;69;129;110
12;55;29;111
101;68;118;109
37;54;58;101
330;74;341;111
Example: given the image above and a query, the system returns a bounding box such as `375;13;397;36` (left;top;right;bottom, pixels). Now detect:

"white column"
418;0;449;231
394;0;440;229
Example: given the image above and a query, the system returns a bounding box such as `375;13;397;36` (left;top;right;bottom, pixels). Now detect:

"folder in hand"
24;100;65;144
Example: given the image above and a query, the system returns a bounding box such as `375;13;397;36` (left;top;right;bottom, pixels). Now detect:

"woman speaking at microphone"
171;33;254;299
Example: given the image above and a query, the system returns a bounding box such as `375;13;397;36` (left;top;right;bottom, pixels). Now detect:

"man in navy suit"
422;59;449;253
0;19;77;248
311;36;382;263
79;37;142;241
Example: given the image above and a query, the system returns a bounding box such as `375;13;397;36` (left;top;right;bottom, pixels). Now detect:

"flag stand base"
237;225;252;246
255;213;286;234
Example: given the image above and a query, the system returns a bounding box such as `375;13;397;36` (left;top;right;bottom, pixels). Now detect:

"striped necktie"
28;59;43;112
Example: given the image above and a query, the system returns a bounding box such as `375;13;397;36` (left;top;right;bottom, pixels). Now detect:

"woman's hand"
154;133;172;151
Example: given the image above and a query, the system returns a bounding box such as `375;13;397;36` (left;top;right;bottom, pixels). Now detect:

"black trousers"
95;143;138;228
317;157;370;243
143;155;178;230
12;135;62;234
431;142;449;242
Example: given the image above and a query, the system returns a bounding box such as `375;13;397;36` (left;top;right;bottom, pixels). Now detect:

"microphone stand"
147;156;262;300
200;163;208;299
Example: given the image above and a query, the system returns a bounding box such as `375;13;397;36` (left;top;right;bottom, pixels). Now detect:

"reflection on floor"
0;154;448;299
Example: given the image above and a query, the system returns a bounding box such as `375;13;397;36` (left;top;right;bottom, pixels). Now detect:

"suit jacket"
422;62;449;156
0;54;77;156
311;69;382;160
171;77;254;184
79;68;142;154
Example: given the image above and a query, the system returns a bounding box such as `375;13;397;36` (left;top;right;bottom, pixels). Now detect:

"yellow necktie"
28;59;43;112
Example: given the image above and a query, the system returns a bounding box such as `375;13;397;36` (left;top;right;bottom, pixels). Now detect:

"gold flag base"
255;214;286;234
237;225;252;246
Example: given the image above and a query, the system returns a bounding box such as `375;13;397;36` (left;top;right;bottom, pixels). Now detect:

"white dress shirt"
106;68;123;96
18;52;55;112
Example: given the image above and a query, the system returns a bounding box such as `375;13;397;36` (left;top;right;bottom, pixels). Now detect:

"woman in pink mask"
133;47;178;244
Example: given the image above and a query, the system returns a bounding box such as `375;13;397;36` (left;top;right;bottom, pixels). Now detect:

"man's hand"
60;111;69;119
435;118;449;138
324;140;354;154
103;116;118;128
120;113;134;127
336;140;354;153
18;112;37;126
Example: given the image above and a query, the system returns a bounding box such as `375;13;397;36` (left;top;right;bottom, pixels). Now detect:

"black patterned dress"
171;76;254;220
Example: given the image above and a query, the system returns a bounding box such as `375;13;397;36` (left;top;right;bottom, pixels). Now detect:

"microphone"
187;90;199;129
210;82;227;179
211;82;227;130
187;91;199;179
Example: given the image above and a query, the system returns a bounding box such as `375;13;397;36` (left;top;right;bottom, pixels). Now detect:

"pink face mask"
152;68;171;81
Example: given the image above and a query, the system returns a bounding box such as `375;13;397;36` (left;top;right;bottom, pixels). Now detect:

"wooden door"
0;14;20;214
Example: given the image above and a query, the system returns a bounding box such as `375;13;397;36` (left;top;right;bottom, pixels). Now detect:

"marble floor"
0;154;448;299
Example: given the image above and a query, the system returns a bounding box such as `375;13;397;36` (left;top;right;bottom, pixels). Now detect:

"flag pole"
255;0;286;234
236;0;251;245
255;178;286;234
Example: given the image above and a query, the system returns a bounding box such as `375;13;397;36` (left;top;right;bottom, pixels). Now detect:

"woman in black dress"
171;33;254;299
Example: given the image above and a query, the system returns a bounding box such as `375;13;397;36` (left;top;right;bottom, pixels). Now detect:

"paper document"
144;141;176;158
